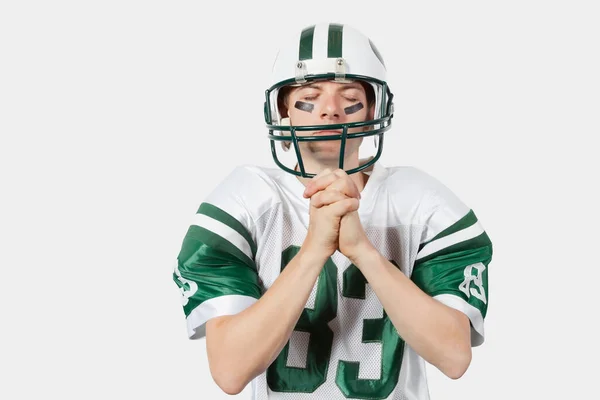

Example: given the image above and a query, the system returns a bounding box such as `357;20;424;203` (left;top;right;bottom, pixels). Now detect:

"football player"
173;22;493;399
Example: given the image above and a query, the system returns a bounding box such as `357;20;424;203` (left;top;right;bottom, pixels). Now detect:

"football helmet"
264;22;395;177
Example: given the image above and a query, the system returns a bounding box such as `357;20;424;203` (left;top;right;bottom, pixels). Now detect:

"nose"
319;95;342;120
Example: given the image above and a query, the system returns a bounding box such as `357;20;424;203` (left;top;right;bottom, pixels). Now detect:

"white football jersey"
173;161;492;400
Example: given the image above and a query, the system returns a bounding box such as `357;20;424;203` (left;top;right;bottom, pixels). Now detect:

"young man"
173;22;493;399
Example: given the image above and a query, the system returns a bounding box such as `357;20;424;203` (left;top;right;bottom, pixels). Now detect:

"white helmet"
264;22;394;177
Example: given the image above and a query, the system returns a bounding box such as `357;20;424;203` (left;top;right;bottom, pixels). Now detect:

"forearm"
352;248;472;379
207;248;328;394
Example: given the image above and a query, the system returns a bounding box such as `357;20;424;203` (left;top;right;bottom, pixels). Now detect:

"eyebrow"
298;83;323;91
339;85;363;92
297;83;364;92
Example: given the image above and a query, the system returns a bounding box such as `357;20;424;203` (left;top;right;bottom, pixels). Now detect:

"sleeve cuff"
186;294;258;339
433;293;485;346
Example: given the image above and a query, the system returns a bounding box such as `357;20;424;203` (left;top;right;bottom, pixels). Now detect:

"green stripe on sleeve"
411;245;491;317
176;225;261;316
182;224;255;270
197;202;257;258
416;232;492;266
419;210;478;252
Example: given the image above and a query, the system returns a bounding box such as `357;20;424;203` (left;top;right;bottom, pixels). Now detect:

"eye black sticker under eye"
344;102;364;115
294;101;314;113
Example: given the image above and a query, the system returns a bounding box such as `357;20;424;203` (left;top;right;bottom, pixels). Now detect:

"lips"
313;130;342;136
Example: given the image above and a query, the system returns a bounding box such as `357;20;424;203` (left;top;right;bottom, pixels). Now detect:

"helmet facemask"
264;23;394;178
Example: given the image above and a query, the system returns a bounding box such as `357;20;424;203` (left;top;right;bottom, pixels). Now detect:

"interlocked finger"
303;170;337;198
310;189;349;209
304;169;360;199
324;176;360;200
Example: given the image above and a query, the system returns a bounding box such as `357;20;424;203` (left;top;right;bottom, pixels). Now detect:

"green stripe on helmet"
299;25;315;61
327;23;344;58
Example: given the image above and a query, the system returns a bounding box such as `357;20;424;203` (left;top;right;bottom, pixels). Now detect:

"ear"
278;100;289;118
362;104;376;131
366;103;375;121
277;87;292;118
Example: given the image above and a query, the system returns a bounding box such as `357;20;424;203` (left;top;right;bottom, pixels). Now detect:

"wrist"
297;245;332;268
348;243;379;267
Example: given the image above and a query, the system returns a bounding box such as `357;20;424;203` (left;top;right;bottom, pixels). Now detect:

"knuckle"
310;193;321;205
338;180;351;194
335;169;348;178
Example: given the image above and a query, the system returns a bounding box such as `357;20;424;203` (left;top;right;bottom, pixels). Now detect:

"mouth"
313;130;342;136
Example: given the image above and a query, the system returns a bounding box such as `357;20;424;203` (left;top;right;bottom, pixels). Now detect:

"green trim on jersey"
174;219;261;317
413;209;492;316
416;231;492;266
418;209;478;252
327;23;344;58
182;224;255;270
197;202;257;258
412;234;492;317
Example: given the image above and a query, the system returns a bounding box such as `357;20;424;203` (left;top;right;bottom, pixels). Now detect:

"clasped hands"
302;168;374;263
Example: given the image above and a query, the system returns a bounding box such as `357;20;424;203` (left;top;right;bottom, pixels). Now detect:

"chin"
309;146;342;158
